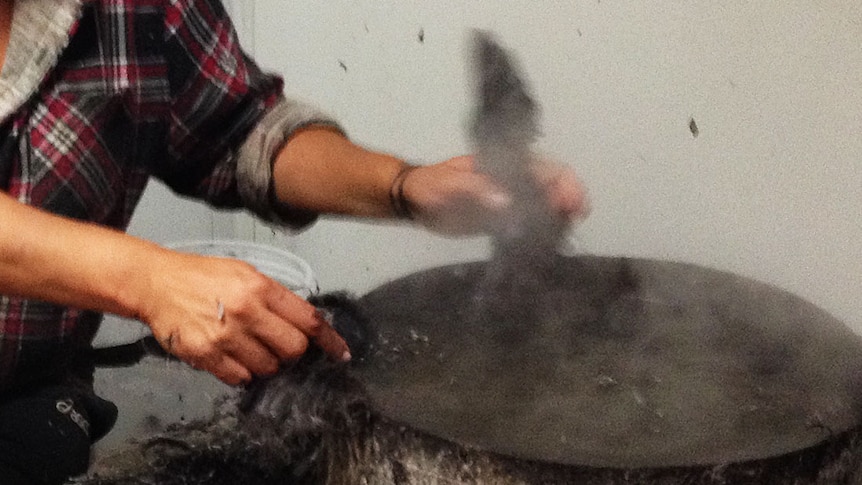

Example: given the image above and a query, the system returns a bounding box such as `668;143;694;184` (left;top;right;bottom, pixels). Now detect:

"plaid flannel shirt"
0;0;338;392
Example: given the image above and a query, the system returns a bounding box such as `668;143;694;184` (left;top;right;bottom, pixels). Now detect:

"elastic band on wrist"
389;164;418;219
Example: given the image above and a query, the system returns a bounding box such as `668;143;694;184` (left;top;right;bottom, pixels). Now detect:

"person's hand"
135;250;351;385
400;155;589;236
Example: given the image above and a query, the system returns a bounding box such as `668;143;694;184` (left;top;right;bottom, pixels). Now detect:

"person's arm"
272;126;589;233
0;192;350;385
271;126;407;218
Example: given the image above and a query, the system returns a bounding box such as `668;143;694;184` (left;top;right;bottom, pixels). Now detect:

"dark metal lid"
354;256;862;468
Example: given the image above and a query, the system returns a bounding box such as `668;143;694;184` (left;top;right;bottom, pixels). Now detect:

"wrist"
109;241;172;322
389;163;419;219
274;129;409;218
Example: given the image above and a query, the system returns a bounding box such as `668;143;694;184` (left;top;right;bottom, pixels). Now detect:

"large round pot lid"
353;256;862;468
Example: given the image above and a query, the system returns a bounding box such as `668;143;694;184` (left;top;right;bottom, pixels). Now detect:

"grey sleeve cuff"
235;96;344;228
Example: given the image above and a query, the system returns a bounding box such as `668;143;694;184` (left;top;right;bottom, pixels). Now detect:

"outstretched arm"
272;126;589;234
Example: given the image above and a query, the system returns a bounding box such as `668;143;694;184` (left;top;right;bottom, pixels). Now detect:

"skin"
0;7;590;387
0;3;8;69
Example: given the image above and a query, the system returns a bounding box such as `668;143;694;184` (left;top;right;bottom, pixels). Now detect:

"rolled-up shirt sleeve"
158;0;341;229
235;96;343;228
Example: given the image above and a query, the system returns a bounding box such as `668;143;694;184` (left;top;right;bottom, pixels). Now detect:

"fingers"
402;164;511;235
546;167;591;220
443;154;588;219
310;309;353;362
530;158;590;220
164;311;305;386
202;277;350;375
207;285;348;383
468;175;512;212
264;289;352;362
207;355;252;386
434;156;512;210
220;330;282;376
405;154;589;236
157;329;255;386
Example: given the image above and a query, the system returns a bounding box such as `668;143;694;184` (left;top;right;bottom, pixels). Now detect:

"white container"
167;240;318;299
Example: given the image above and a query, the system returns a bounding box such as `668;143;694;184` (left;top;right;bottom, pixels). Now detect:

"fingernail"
341;350;352;362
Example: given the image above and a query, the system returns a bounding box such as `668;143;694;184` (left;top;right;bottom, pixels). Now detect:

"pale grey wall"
243;0;862;330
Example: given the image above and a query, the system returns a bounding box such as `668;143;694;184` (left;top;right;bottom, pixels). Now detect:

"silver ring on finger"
216;299;225;323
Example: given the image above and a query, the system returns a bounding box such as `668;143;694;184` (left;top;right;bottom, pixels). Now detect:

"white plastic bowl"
167;240;319;299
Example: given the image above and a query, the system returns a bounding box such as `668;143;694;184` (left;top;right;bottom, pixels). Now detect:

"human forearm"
0;191;161;318
271;126;406;218
270;126;589;235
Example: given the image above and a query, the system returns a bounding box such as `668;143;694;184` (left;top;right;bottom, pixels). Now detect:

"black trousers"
0;384;117;485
